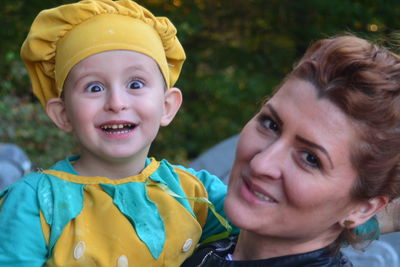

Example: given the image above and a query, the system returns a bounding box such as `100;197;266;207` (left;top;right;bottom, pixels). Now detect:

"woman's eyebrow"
266;104;283;126
296;135;334;169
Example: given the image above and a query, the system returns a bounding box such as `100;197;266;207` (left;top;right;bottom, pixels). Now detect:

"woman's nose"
249;141;286;180
104;88;128;112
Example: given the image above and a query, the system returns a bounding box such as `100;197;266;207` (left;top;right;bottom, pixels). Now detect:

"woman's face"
225;78;360;245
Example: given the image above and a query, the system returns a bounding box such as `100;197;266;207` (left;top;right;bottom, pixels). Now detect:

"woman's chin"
224;193;253;230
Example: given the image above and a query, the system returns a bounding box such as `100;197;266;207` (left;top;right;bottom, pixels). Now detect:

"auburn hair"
287;35;400;249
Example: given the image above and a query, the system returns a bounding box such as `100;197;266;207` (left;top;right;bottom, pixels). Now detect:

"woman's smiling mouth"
242;176;278;204
253;191;275;202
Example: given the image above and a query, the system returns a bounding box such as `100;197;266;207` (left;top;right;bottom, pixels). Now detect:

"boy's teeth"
102;124;131;129
254;191;274;202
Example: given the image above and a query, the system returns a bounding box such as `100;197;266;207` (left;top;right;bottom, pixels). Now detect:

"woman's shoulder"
181;237;353;267
181;236;237;267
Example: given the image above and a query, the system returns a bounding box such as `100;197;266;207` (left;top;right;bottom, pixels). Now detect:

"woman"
182;35;400;266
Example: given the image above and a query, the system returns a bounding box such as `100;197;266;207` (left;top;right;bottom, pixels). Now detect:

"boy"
0;0;231;265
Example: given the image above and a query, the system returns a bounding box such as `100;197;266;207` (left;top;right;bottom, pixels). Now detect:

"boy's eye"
128;80;144;89
301;151;321;169
85;83;104;93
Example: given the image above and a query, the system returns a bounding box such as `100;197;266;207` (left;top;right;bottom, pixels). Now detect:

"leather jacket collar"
181;236;352;267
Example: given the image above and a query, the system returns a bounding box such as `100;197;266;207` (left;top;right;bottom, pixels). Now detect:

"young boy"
0;0;232;265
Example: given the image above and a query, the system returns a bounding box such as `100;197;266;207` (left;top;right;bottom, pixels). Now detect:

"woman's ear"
340;196;389;229
160;87;183;127
46;98;73;132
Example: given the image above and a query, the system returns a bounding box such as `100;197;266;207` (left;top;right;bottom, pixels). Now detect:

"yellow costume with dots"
0;156;229;266
0;1;235;265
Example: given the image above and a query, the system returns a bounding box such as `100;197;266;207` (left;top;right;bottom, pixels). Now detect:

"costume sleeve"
355;215;380;240
0;177;48;266
178;167;240;241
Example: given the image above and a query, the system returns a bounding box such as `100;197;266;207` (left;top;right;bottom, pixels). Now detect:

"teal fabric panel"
38;175;84;255
50;155;80;174
101;183;165;259
176;166;240;240
0;174;48;266
355;215;380;240
150;159;195;217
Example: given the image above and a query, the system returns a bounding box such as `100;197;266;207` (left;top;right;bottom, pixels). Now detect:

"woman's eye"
85;83;104;93
301;151;321;169
128;80;144;89
260;115;280;132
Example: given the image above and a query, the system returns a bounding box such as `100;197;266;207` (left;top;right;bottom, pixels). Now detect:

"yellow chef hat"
20;0;186;108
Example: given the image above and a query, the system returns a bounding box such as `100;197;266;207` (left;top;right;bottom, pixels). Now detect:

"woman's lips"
242;176;278;203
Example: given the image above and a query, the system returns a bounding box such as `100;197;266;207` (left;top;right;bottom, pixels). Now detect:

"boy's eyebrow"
295;135;334;169
266;104;283;125
69;64;151;84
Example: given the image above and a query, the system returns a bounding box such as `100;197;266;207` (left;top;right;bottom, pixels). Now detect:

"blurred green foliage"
0;95;77;168
1;0;399;168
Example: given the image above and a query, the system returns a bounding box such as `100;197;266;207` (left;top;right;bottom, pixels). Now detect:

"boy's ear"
46;98;73;132
161;87;182;126
339;196;389;229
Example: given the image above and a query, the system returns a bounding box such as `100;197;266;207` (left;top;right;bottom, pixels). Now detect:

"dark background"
1;0;399;168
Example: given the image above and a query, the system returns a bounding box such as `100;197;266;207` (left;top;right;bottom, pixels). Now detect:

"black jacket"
181;236;352;267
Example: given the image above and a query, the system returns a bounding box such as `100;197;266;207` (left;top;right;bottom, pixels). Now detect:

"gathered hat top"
21;0;186;108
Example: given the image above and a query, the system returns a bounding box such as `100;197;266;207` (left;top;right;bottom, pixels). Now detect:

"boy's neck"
72;153;148;179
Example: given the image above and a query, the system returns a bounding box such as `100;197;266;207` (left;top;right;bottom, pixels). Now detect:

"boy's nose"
104;89;128;112
249;141;286;180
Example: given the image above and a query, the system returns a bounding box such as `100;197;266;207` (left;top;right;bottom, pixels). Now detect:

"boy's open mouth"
100;123;136;134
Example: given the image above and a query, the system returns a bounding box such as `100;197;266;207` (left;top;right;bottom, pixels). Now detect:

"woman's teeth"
254;191;275;202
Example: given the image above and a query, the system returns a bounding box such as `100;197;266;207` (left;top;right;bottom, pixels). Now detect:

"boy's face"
57;50;180;167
